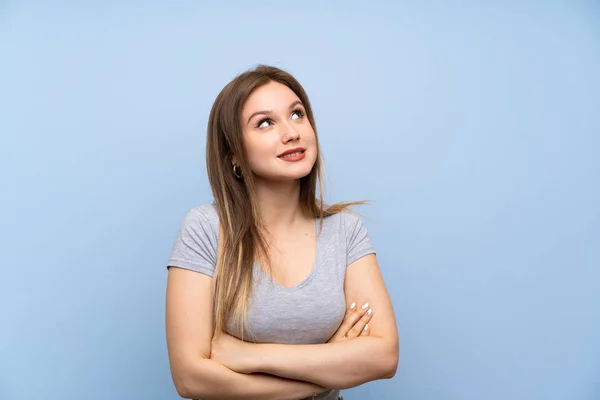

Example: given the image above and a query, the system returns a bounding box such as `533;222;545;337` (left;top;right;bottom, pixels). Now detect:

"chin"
279;170;312;182
257;166;314;183
254;156;316;182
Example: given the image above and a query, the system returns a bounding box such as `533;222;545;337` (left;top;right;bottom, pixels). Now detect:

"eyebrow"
246;100;305;126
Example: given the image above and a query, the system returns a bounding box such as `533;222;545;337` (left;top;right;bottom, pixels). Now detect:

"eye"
291;108;305;120
256;118;272;129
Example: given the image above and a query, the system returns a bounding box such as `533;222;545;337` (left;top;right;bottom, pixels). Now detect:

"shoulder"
180;203;219;233
191;203;219;222
339;209;365;227
187;202;218;220
322;209;367;234
322;209;375;265
167;202;220;276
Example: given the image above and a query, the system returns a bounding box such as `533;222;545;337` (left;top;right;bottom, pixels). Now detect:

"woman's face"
240;81;317;183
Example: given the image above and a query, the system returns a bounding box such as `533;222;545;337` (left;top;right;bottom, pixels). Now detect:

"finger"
347;307;373;339
335;302;368;339
347;301;357;315
329;302;361;342
359;323;370;337
347;302;369;321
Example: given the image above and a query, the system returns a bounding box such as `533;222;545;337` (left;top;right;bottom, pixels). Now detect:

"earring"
233;164;243;179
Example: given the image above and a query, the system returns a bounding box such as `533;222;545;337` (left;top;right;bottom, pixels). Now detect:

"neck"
254;178;306;232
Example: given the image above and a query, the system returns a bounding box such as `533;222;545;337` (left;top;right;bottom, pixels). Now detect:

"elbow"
382;353;399;379
172;375;190;398
174;373;210;399
175;384;191;399
171;363;210;399
381;342;399;379
172;372;196;399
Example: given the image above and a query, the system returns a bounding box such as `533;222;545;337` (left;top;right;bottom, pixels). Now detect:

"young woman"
165;65;399;400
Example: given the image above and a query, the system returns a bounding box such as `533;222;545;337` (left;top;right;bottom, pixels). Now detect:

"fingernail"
364;324;369;331
367;308;372;316
362;302;369;309
350;302;356;310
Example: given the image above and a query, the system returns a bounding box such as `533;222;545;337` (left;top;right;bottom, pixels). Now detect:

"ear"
231;156;238;166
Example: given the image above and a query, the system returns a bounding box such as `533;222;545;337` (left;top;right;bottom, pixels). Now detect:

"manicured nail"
364;324;369;331
350;302;356;310
362;302;369;309
366;308;372;316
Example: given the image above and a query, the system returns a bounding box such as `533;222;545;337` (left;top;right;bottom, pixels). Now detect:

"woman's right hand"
328;302;373;343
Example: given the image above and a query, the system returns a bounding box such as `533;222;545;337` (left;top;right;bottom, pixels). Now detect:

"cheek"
304;127;318;148
245;137;276;168
304;123;316;138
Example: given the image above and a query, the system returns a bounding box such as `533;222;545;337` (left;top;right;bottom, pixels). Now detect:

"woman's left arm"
214;254;399;390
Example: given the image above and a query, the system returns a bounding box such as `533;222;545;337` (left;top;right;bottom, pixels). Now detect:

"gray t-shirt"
167;203;375;400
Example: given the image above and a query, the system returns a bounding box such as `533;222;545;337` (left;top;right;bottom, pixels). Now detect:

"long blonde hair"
206;65;365;337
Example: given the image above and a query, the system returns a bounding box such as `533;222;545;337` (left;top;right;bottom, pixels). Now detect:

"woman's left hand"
210;332;257;374
328;301;373;343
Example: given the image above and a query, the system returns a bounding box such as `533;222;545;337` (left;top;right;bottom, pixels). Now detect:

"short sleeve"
343;211;376;266
166;207;218;277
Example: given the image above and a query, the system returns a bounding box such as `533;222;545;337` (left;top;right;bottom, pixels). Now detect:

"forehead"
242;81;300;115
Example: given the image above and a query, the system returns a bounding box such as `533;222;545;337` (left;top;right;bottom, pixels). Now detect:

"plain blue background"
1;1;599;399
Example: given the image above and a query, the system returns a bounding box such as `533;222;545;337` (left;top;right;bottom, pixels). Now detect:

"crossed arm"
165;254;399;399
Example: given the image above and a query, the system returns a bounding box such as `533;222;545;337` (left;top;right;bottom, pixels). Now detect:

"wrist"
245;342;267;373
250;343;268;372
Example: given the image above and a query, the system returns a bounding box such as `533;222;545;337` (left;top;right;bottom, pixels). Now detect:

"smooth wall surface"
1;1;599;399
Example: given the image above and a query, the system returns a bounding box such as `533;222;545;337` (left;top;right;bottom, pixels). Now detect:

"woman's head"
240;80;317;183
206;65;322;222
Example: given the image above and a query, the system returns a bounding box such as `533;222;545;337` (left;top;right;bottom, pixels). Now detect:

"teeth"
282;151;302;158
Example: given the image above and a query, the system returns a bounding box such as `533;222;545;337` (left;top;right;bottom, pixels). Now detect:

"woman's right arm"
166;266;322;400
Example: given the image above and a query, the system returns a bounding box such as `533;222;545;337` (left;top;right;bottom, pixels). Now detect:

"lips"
278;147;306;158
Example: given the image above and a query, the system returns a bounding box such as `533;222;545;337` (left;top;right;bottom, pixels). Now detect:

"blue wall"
1;1;598;399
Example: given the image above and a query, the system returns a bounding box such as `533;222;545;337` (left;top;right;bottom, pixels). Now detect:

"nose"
281;120;300;143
